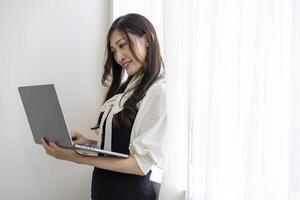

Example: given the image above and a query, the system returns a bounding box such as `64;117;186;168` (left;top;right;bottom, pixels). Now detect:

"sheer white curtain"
167;0;298;199
290;1;300;199
184;0;293;199
111;0;300;200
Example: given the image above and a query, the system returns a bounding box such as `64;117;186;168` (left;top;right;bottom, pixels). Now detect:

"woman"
41;13;167;200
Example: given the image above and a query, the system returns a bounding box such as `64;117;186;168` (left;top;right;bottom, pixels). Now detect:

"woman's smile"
122;60;132;69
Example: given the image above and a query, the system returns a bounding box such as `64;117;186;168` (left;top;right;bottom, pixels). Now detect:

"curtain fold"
289;1;300;200
159;0;189;199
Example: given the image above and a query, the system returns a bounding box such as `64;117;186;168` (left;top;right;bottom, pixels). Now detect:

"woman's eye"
119;43;127;48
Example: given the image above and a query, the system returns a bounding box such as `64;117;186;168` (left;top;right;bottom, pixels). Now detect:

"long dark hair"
91;13;164;130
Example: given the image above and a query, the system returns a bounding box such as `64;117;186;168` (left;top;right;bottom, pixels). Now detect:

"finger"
70;131;80;137
41;143;52;155
41;139;53;150
41;142;47;151
41;138;46;145
41;139;55;154
71;136;78;142
73;139;82;144
41;138;49;149
49;142;60;150
44;144;53;153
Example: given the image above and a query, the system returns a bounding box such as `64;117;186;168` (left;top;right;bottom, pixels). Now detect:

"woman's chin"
126;69;135;76
126;67;143;76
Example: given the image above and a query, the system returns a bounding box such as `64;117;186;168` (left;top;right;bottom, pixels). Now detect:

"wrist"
78;155;91;165
73;153;85;164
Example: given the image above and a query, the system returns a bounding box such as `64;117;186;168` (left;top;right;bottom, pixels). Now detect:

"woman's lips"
123;61;132;69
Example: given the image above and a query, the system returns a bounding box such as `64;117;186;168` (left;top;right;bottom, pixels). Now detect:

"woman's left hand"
41;138;82;164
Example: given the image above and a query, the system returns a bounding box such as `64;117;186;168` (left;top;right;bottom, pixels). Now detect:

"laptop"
18;84;129;158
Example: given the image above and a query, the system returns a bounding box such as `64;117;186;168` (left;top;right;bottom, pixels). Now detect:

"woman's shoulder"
135;78;166;109
146;78;166;96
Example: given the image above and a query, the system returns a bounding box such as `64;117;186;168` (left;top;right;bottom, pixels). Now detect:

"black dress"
91;111;156;200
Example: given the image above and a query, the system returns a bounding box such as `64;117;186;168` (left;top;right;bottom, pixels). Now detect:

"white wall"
0;0;111;199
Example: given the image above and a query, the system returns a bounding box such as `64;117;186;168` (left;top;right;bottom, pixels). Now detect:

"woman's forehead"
110;30;125;45
110;30;137;45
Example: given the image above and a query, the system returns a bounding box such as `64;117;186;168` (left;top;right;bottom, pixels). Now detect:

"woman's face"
110;29;148;76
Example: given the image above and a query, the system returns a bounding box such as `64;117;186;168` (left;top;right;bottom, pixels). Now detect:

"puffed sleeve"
129;81;167;175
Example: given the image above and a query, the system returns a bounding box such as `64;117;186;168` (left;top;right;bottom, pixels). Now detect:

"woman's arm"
41;139;144;176
79;155;145;176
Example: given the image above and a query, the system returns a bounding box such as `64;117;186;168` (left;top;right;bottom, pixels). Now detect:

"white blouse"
95;75;167;175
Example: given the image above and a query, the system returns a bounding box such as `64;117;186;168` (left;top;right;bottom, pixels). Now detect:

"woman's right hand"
70;131;96;146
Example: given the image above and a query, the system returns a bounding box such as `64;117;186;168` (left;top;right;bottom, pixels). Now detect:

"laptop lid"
18;84;73;149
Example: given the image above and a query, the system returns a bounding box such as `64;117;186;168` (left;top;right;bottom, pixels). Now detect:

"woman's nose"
115;51;125;64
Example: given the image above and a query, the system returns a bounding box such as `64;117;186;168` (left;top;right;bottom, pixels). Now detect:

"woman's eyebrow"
110;37;125;50
115;38;125;44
